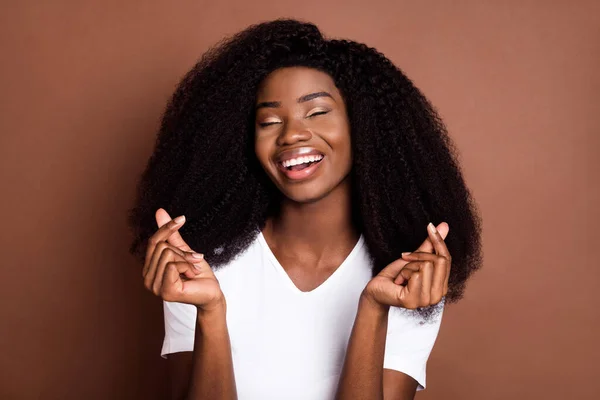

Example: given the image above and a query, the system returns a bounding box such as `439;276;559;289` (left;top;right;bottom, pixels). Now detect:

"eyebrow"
255;91;334;110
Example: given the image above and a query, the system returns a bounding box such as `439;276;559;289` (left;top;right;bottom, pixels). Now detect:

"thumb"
415;222;449;253
438;222;449;240
155;208;192;252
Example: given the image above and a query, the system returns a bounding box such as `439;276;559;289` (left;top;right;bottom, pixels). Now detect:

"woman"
128;19;482;400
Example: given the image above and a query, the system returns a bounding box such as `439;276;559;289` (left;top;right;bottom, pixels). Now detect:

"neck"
263;178;359;259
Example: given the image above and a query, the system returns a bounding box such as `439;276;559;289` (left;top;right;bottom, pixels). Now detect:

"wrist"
195;302;228;343
196;295;226;318
359;290;390;317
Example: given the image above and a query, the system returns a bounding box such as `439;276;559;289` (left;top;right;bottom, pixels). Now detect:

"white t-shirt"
161;231;443;399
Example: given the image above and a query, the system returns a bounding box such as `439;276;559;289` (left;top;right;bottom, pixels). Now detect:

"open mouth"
276;154;325;180
280;154;324;171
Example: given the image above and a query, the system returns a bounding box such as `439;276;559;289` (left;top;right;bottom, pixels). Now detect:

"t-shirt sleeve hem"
161;336;194;359
383;355;427;391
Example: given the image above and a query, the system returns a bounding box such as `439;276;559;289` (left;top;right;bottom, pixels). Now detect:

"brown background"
1;1;598;399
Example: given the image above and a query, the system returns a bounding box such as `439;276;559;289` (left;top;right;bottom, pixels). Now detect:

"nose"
276;118;312;146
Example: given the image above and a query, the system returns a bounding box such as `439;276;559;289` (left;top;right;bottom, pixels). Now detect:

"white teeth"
281;154;323;168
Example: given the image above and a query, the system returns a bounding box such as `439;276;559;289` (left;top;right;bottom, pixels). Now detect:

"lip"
275;146;325;163
276;156;325;181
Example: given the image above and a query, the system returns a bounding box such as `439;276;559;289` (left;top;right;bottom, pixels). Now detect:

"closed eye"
258;121;281;127
258;110;329;127
307;111;329;118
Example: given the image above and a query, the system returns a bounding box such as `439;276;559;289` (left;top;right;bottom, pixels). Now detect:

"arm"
165;302;237;400
166;353;193;400
335;294;418;400
142;210;238;400
188;302;237;400
336;222;451;399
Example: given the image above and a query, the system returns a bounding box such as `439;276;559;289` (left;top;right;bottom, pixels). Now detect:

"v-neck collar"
257;231;365;295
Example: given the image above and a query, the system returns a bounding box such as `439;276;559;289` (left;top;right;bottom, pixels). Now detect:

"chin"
263;165;352;205
279;186;328;204
285;193;328;204
278;178;348;204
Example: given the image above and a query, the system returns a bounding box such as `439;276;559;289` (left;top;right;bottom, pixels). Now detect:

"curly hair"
127;19;483;313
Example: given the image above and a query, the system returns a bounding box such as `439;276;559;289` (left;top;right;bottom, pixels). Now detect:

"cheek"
320;113;350;144
254;138;273;170
335;136;353;174
326;126;352;164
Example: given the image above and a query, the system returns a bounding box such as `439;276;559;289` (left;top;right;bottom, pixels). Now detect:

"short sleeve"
160;300;197;358
383;301;444;390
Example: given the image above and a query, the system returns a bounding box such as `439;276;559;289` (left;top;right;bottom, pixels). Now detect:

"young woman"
129;19;482;400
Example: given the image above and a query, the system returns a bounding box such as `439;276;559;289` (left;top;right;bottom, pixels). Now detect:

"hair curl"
128;19;483;315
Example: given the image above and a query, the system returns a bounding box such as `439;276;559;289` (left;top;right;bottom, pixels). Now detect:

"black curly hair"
128;18;483;313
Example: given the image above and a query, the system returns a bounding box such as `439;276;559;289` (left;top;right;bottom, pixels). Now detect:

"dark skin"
254;66;359;292
142;67;451;400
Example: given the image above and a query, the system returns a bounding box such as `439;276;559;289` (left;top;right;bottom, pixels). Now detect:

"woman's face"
254;67;352;203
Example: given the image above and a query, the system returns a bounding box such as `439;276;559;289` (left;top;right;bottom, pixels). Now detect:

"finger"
142;214;186;276
394;263;420;285
401;252;439;262
396;261;424;283
414;222;449;254
147;244;193;289
443;260;450;296
153;248;205;294
395;260;434;308
426;222;451;259
144;242;175;291
400;269;423;309
156;261;201;300
418;261;434;306
377;257;410;280
162;247;204;275
184;257;213;278
430;258;447;304
182;251;205;274
161;262;205;300
397;253;437;286
171;260;200;282
402;245;449;303
152;250;196;294
156;208;192;252
161;263;184;302
143;237;187;280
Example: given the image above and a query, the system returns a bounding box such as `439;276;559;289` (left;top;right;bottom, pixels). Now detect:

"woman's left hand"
364;222;451;310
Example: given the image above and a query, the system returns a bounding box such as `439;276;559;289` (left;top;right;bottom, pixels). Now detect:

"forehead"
256;67;339;101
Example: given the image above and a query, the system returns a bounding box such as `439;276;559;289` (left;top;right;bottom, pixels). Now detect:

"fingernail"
402;252;411;257
193;263;202;270
174;215;185;224
428;222;436;234
191;252;204;259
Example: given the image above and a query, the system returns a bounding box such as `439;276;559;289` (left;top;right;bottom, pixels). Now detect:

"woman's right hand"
142;208;224;311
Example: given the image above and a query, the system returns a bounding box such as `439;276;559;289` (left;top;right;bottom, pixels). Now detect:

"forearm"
187;301;237;400
335;292;390;400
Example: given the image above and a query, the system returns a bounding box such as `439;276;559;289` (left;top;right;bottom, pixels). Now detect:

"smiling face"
254;67;353;203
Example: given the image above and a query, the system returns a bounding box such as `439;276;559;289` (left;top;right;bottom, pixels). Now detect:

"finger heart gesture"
141;208;224;310
365;222;451;310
